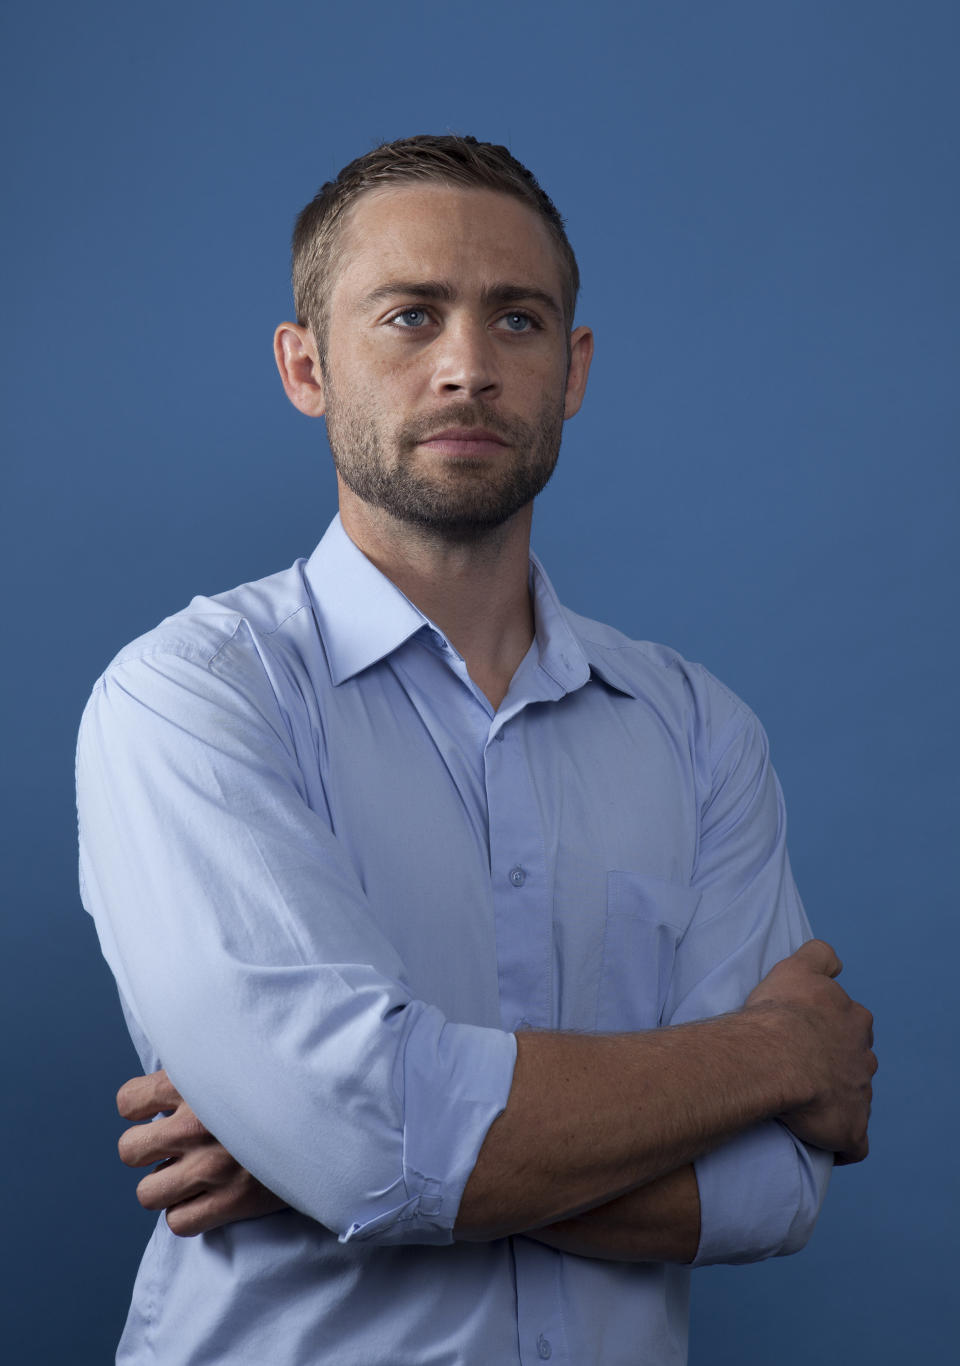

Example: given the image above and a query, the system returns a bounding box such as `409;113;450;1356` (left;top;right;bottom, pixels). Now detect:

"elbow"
691;1125;832;1267
775;1140;832;1259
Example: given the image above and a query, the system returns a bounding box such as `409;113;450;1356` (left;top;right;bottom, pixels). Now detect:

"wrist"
736;1001;818;1114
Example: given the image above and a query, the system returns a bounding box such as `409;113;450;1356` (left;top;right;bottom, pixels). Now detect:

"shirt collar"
304;514;637;700
304;516;429;685
528;550;638;700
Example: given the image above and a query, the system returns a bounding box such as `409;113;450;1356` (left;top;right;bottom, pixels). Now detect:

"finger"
164;1191;225;1238
118;1113;187;1168
165;1189;243;1238
118;1105;212;1168
794;938;843;979
165;1183;289;1238
135;1146;225;1211
117;1069;182;1121
119;1122;176;1169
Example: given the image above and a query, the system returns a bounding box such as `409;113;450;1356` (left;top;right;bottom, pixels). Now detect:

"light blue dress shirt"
77;514;830;1366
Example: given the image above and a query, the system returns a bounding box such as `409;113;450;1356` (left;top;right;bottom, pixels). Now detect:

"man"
77;134;875;1365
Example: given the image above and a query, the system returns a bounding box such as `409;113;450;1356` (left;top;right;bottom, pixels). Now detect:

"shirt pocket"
596;872;702;1032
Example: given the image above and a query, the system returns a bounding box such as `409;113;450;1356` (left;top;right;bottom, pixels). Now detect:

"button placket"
484;716;551;1032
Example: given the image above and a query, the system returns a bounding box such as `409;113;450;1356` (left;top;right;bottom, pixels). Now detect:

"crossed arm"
117;1065;702;1259
83;647;873;1264
117;1068;702;1260
116;939;873;1261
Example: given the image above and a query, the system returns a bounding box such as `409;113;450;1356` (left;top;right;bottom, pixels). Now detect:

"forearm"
456;1009;798;1240
526;1164;700;1264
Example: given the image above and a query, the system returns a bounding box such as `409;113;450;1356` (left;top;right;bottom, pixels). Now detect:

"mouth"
416;427;509;457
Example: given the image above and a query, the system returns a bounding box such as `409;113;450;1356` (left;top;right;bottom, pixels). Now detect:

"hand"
117;1069;288;1236
744;939;877;1164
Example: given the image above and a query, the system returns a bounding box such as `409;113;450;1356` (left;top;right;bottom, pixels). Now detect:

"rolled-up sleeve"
76;638;517;1246
670;689;832;1264
692;1121;831;1265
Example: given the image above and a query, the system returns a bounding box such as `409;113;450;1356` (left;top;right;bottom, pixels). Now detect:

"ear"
274;322;327;417
563;324;594;420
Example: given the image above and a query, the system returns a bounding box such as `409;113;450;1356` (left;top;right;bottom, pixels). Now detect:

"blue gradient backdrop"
3;2;956;1360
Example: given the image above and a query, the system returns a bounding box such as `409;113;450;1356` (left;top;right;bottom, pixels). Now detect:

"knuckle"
177;1110;210;1146
157;1071;183;1108
210;1147;240;1181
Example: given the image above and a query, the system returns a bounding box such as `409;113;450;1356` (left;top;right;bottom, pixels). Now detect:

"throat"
467;663;522;713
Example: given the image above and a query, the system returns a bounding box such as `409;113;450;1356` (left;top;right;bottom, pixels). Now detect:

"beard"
323;380;565;543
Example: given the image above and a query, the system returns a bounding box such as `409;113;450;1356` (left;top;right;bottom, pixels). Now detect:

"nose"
429;317;501;400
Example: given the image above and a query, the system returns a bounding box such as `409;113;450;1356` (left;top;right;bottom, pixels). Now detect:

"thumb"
793;938;843;979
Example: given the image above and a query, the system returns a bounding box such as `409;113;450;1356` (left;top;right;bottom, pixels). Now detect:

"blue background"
3;2;956;1360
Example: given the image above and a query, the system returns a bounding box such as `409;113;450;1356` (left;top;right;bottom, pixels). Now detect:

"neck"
338;489;536;710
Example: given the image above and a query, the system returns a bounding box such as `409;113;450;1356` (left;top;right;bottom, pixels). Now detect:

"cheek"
515;357;571;413
352;344;436;413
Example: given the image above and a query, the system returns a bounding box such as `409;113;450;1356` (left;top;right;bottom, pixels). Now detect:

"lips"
417;427;509;456
421;427;507;445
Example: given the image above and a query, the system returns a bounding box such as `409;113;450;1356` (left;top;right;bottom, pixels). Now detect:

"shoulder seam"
107;634;238;675
102;599;312;678
263;600;312;639
206;600;311;668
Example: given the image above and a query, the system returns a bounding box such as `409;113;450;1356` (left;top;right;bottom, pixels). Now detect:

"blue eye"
394;309;428;327
501;312;533;332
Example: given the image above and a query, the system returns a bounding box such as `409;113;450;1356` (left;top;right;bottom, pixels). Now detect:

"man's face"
315;183;590;542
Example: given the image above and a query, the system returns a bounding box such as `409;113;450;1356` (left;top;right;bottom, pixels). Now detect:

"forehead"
331;183;565;305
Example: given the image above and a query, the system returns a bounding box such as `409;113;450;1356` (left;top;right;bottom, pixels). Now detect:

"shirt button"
536;1335;552;1360
509;866;526;887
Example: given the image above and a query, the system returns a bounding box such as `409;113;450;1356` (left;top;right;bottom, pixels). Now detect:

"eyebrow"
357;279;564;322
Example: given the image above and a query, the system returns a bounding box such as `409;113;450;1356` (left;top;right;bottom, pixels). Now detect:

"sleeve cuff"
340;1011;518;1246
692;1121;832;1266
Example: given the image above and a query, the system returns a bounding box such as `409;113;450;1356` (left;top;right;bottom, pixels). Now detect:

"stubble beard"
323;377;566;544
